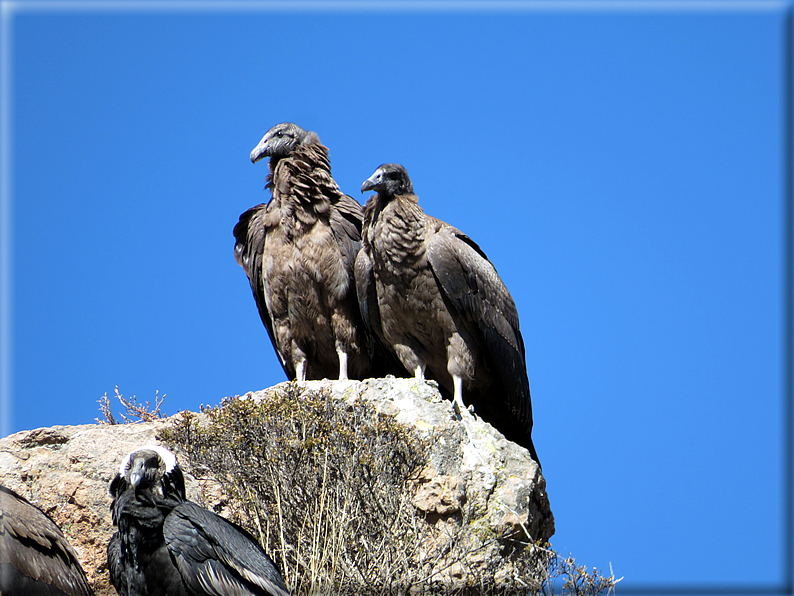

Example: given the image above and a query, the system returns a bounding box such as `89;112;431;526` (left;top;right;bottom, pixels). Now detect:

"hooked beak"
250;137;269;164
361;172;380;194
129;457;146;488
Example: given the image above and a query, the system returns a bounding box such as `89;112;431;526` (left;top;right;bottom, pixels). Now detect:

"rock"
0;378;553;594
325;378;554;543
412;473;465;516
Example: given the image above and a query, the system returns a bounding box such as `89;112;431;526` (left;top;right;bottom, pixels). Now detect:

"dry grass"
539;549;622;596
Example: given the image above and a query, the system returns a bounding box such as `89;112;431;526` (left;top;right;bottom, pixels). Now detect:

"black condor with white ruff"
107;445;289;596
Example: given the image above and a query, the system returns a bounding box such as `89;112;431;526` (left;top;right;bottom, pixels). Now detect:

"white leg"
453;374;474;417
414;365;425;380
337;347;349;381
295;359;307;382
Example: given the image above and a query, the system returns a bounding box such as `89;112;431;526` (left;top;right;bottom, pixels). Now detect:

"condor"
107;445;289;596
356;164;540;466
234;123;403;382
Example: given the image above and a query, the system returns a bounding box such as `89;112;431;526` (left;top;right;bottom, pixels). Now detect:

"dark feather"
164;502;288;596
0;485;94;596
107;446;289;596
233;204;287;377
357;164;539;465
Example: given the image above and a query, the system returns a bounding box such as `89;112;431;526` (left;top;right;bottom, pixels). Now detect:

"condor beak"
361;171;380;193
250;137;269;164
129;457;146;488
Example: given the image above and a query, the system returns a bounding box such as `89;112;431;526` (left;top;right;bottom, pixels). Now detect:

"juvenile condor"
107;445;289;596
234;122;404;382
0;484;94;596
356;164;540;466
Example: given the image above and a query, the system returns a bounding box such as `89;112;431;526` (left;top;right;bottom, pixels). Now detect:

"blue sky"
1;1;791;593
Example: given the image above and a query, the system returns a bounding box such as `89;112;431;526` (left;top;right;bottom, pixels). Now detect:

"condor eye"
276;131;283;138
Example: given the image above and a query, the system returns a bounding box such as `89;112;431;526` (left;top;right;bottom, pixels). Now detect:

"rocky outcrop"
332;378;553;543
0;378;553;595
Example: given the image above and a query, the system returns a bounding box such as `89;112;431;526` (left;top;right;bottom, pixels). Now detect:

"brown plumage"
356;164;539;465
234;123;403;381
0;484;94;596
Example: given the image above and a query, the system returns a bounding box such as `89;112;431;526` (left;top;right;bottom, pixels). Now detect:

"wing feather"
328;193;363;275
233;204;292;379
106;533;126;596
354;248;378;341
426;225;533;426
164;502;289;596
0;485;95;596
